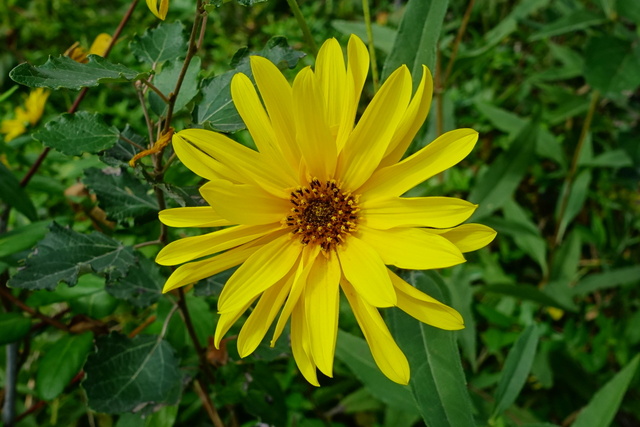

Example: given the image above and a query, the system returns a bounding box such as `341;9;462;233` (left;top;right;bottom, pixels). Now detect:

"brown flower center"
284;178;360;251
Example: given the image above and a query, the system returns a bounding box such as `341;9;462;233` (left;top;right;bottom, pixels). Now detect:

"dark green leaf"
529;10;605;41
335;331;418;414
469;122;538;219
584;36;640;95
573;266;640;296
483;285;572;311
10;55;149;90
618;0;640;24
502;199;548;275
387;271;476;427
106;256;163;307
100;125;144;167
331;20;397;54
34;111;119;156
492;324;540;418
36;332;93;400
555;169;591;243
230;36;305;71
9;222;135;290
149;56;201;116
130;22;187;65
193;267;235;297
84;167;158;222
0;313;31;345
0;162;38;221
83;333;182;414
571;355;639;427
583;150;633;168
116;406;178;427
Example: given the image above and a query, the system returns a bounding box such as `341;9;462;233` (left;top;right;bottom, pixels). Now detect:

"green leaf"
130;21;187;65
36;332;93;400
573;266;640;296
382;0;448;84
0;313;31;345
116;406;178;427
149;56;201;116
571;355;640;427
335;331;418;414
0;221;50;260
618;0;640;24
0;162;38;221
64;275;119;318
529;10;605;41
106;256;163;307
100;125;144;167
502;199;548;275
582;149;633;168
33;111;119;156
10;55;149;90
555;169;591;243
83;333;182;414
469;122;538;219
331;20;397;54
483;285;572;310
492;324;540;418
230;36;306;71
387;271;476;427
9;222;135;290
84;167;158;222
584;36;640;95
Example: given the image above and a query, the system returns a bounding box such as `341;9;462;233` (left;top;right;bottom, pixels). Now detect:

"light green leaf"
83;333;182;414
36;332;94;400
492;324;540;418
529;10;606;41
583;150;633;168
483;285;572;311
33;111;119;156
0;221;50;259
502;199;548;275
0;162;37;221
8;222;135;290
0;313;32;345
10;55;149;90
84;167;158;222
331;20;397;54
387;271;476;427
106;257;163;307
130;21;187;65
335;330;418;414
572;355;640;427
584;36;640;95
573;266;640;296
149;56;201;116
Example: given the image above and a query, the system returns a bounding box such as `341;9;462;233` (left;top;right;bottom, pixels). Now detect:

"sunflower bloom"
146;0;169;20
1;88;49;142
157;35;496;385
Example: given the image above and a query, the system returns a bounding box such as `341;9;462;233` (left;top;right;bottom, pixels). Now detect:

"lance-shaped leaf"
33;111;119;156
10;55;149;90
130;21;187;65
83;333;182;414
8;222;135;290
106;256;163;307
84;167;158;222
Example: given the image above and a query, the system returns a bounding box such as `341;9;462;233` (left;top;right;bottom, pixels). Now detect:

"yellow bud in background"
146;0;169;20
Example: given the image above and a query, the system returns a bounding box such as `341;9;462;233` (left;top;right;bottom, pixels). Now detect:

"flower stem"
362;0;379;91
286;0;318;56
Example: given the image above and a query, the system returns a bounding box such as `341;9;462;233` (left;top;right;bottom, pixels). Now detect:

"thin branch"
119;133;145;151
136;84;155;144
442;0;475;88
128;315;158;338
0;286;69;332
138;78;170;103
194;378;225;427
285;0;318;56
133;239;162;249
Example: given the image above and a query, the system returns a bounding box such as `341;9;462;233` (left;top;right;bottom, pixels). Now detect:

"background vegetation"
1;0;639;426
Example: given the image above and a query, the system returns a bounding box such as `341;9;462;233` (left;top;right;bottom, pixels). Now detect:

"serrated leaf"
36;332;94;400
0;162;37;221
0;313;32;345
8;222;135;290
130;21;187;65
584;36;640;95
106;257;163;307
84;167;158;222
10;55;149;90
149;56;201;116
387;271;476;427
34;111;119;156
83;333;182;414
571;355;640;427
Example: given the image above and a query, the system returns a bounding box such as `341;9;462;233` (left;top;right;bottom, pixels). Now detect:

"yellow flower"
146;0;169;20
64;33;112;63
156;35;496;385
1;88;49;142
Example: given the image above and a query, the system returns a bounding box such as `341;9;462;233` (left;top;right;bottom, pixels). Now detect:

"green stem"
362;0;379;91
286;0;318;56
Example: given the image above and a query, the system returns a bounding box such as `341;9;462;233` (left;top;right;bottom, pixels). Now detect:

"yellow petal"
361;128;479;202
342;280;410;385
358;226;465;270
156;223;278;266
338;65;412;191
250;56;300;169
305;251;341;377
88;33;112;57
380;65;433;167
429;223;497;253
217;234;302;314
146;0;168;19
292;67;337;180
172;132;243;183
337;236;396;307
214;298;256;349
291;298;320;386
162;242;261;293
159;207;234;228
236;272;294;357
362;196;477;229
199;179;289;225
316;38;347;133
389;270;464;330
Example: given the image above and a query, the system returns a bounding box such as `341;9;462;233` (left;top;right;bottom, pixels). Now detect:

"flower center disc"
285;178;360;251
